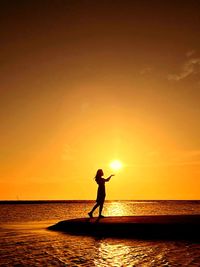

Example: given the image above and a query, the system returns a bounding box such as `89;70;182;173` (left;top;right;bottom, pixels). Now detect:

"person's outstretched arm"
105;174;115;182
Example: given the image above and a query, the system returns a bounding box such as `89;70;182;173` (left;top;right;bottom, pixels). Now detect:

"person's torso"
96;177;105;190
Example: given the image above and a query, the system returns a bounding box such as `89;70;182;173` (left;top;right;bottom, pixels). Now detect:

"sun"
109;160;123;171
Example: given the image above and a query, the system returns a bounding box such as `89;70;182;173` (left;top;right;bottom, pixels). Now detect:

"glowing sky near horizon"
0;1;200;200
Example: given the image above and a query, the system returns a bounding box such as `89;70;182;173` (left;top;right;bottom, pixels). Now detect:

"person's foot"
88;212;93;218
98;215;105;218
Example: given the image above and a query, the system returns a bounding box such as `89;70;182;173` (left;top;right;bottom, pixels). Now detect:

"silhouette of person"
88;169;114;218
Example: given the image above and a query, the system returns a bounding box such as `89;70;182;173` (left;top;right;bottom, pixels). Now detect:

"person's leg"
98;201;104;217
88;203;99;217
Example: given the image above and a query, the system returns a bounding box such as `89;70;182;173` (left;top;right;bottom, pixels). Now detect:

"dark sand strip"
48;215;200;240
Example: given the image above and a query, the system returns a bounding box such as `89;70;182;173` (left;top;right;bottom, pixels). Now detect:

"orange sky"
0;1;200;200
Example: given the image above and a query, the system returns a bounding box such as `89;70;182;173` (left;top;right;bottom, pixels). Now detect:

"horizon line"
0;199;199;203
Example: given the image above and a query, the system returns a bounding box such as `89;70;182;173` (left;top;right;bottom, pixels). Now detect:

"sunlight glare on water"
94;242;132;267
106;201;130;216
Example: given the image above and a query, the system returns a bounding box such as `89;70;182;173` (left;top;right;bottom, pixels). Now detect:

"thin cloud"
81;101;90;113
168;57;200;81
143;149;200;167
186;50;195;57
140;67;152;75
62;144;75;161
170;150;200;165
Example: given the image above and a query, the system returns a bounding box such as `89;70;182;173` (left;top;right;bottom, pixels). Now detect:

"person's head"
95;169;104;179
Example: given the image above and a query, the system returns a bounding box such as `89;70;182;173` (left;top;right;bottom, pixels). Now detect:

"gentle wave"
0;201;200;266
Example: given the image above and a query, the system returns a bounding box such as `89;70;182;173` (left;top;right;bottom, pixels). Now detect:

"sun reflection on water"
94;242;132;267
105;201;131;216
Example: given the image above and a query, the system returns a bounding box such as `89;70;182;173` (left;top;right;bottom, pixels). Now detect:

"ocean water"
0;200;200;267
